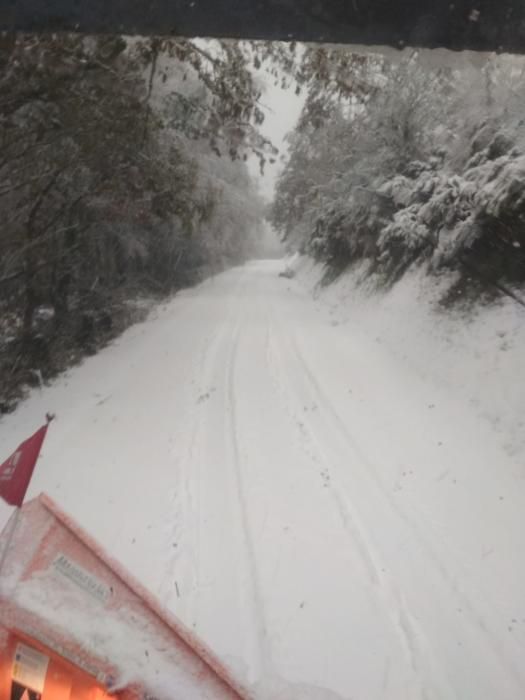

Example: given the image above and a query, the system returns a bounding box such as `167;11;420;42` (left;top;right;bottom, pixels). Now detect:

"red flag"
0;424;48;507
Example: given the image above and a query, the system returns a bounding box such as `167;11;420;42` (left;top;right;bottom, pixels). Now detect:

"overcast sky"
247;70;305;202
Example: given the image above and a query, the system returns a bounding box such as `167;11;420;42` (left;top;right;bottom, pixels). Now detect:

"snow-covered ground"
1;259;524;699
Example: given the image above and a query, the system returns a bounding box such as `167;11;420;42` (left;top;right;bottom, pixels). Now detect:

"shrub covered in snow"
271;52;525;301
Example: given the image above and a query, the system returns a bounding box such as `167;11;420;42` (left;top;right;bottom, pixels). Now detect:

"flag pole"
0;507;22;584
0;413;54;584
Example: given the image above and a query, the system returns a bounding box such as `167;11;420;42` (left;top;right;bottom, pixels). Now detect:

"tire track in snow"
165;268;270;682
278;315;525;696
287;327;525;689
265;319;438;700
225;314;271;683
160;323;226;619
159;271;248;621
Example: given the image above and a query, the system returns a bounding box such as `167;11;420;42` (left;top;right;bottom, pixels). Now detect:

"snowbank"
296;256;525;461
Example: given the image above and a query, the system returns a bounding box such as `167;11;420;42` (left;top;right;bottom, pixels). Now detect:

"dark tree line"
0;33;269;409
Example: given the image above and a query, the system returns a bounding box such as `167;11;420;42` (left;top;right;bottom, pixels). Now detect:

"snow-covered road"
1;260;524;699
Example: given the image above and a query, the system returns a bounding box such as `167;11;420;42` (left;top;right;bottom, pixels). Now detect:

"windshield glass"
1;30;524;700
